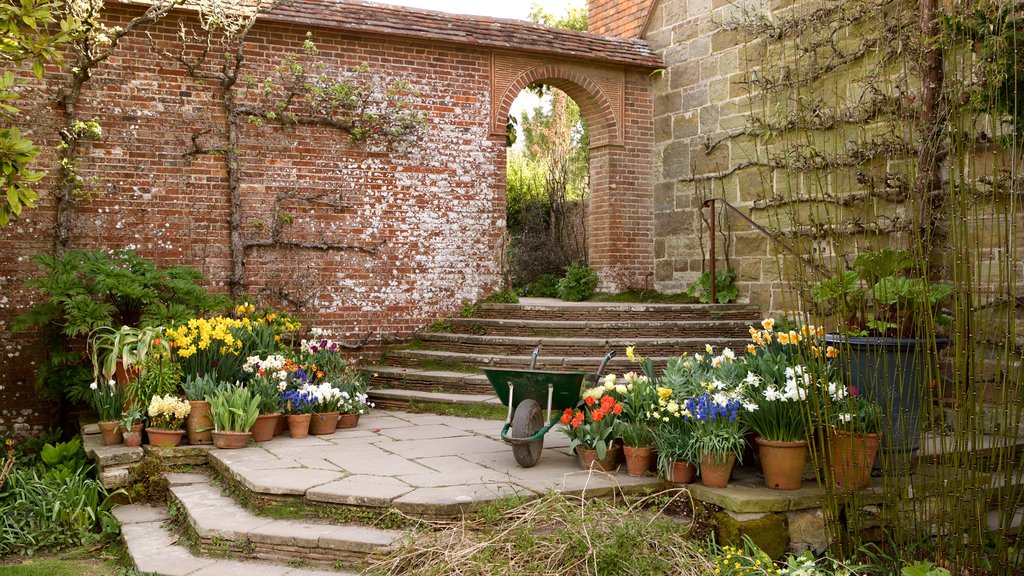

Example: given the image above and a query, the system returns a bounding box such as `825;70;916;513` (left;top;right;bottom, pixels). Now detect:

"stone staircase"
366;297;764;408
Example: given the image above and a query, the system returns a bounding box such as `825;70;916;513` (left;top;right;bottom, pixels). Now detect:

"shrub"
481;289;519;304
519;273;560;297
686;268;739;304
556;262;598;302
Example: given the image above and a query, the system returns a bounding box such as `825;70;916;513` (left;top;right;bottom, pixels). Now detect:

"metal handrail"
702;198;829;304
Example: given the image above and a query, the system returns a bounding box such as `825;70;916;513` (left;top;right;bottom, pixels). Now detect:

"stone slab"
172;483;273;540
378;424;471;441
248;520;323;547
100;465;133;489
166;472;209;486
228;466;341;495
84;432;145;466
379;435;507;459
306;475;414;507
121;522;216;576
317;524;400;552
114;504;170;525
393;483;532;515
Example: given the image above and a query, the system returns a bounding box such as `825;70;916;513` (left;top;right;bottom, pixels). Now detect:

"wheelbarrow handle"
530;346;541;370
595;350;616;379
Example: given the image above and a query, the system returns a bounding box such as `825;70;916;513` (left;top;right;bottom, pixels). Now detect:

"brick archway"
492;57;654;291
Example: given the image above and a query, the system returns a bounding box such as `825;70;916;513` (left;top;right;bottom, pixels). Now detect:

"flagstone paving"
208;410;663;516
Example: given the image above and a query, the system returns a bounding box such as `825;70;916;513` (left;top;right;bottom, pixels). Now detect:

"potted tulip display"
559;393;624;472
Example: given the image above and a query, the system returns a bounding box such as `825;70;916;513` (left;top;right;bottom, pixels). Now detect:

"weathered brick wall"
588;0;657;38
0;5;506;436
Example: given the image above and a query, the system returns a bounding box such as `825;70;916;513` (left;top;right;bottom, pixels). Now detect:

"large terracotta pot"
830;430;881;491
212;430;251;449
664;460;696;484
310;411;340;435
146;428;184;448
98;420;123;446
337;413;360;429
287;414;312;438
576;445;620;472
623;445;653;477
699;452;737;488
756;437;808;491
186;400;213;445
250;413;281;442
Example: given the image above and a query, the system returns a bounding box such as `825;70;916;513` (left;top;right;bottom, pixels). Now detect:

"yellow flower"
777;332;791;345
816;326;825;338
705;343;714;354
826;346;838;358
657;387;673;400
625;346;636;362
789;330;801;343
746;343;757;356
761;318;775;331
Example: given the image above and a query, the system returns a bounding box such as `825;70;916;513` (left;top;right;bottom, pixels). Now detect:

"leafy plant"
686;267;738;304
89;380;126;423
11;249;227;401
686;393;749;465
209;387;261;432
125;354;182;412
901;561;952;576
811;249;952;338
654;420;695;474
481;289;519;304
181;373;224;401
620;421;655;448
559;393;624;459
556;262;598;302
517;273;561;297
88;325;168;385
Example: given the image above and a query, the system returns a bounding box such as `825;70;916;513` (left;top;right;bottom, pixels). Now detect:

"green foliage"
686;268;739;304
527;5;588;31
901;561;952;576
459;301;478;318
209;387;261;432
517;273;560;297
0;0;78;227
556;262;598;302
589;290;699;304
619;420;655;447
0;438;120;556
88;325;168;385
126;354;182;413
89;381;126;422
481;289;519;304
811;249;952;337
12;250;227;401
122;457;169;504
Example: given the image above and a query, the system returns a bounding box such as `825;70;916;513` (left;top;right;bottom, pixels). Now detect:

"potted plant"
559;393;624;472
828;386;883;491
620;421;656;477
146;394;191;448
126;352;182;413
89;325;168;387
281;387;316;438
209;386;261;449
333;367;372;428
121;409;143;447
91;379;127;446
654;421;696;484
182;374;221;445
812;248;952;468
241;355;288;442
309;382;343;435
687;393;749;488
616;370;657;476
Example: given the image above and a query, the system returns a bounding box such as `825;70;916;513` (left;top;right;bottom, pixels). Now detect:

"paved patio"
207;410;662;516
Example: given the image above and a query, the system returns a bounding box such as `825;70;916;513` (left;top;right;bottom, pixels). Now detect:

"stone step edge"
388;349;712;364
450;318;759;328
366;365;489;384
478;300;759;312
368;387;502;407
167;472;403;563
415;334;751;346
114;502;356;576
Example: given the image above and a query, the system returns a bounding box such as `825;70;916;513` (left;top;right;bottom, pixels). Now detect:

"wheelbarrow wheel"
511;398;544;468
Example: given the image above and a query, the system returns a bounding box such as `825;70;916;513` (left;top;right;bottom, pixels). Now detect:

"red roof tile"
258;0;661;69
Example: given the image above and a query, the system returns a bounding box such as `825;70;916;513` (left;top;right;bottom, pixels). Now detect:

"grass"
404;401;507;421
588;290;700;304
0;543;141;576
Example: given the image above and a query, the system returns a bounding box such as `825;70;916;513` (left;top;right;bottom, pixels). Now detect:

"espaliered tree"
160;0;424;301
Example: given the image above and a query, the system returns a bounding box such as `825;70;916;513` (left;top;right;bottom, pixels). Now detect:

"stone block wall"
0;5;506;435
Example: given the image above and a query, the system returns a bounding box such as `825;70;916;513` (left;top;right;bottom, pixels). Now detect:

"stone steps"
472;299;761;321
385;349;681;371
115;501;356;576
368;382;502;410
412;332;750;357
447;317;755;338
166;473;401;570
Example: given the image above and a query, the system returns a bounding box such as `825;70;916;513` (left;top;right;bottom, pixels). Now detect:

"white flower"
722;347;735;361
838;413;853;423
603;374;617;387
711;356;724;368
615;384;628;395
705;344;714;354
712;392;730;406
107;379;116;388
693;354;704;362
743;401;758;412
743;372;761;388
828;382;847;401
764;386;781;402
90;381;98;390
711;379;727;391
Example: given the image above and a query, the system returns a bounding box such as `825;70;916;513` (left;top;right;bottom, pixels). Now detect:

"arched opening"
505;85;590;295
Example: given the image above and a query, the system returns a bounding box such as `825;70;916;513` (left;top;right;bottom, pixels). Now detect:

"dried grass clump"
369;484;726;576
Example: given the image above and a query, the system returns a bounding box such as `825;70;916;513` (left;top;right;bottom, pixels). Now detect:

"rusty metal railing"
702;198;829;304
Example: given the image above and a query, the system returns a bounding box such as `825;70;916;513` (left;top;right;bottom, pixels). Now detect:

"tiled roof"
258;0;662;68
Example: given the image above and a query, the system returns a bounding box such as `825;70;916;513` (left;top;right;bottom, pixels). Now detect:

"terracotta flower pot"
250;413;281;442
623;445;654;477
146;428;184;448
310;411;340;435
756;437;809;491
186;400;213;445
287;414;312;438
337;413;360;429
576;445;620;472
699;452;736;488
664;460;696;484
274;414;287;436
98;420;124;446
830;430;881;491
123;430;142;447
212;430;251;449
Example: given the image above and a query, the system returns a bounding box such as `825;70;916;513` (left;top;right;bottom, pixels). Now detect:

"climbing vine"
162;0;424;300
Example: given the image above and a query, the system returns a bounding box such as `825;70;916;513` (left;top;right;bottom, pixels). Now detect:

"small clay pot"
212;430;251;449
310;411;340;435
250;413;281;443
337;413;360;429
98;420;124;446
123;430;142;447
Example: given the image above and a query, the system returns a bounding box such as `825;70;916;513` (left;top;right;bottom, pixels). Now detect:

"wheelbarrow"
484;348;616;468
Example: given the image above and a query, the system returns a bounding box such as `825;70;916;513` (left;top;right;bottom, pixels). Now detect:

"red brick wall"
588;0;657;38
0;6;506;435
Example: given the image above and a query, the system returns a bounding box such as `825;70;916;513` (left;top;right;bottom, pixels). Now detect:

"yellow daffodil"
746;343;757;355
657;387;673;399
761;318;775;331
625;346;636;362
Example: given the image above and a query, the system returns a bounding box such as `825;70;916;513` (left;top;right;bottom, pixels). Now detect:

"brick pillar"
588;0;657;38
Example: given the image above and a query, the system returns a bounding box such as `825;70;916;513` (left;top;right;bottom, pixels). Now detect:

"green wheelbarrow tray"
486;368;586;439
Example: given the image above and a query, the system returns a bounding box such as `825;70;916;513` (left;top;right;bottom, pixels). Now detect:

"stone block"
654;182;675;212
656;259;675;282
654;90;682;117
733;232;769;258
672;20;699;44
711;28;743;54
672;112;700;140
669;61;701;91
654;115;673;144
785;509;828;554
681;87;709;111
662;141;691;179
691;144;730;176
716;510;789;560
655;211;693;237
699;105;721;134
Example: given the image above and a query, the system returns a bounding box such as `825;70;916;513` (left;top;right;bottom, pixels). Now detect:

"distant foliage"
686;268;738;304
556;262;598;302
